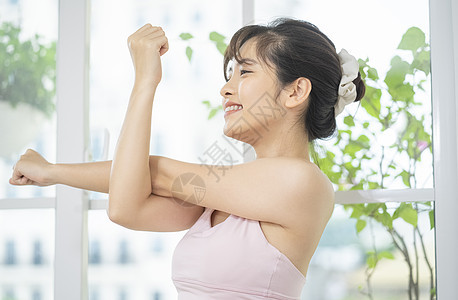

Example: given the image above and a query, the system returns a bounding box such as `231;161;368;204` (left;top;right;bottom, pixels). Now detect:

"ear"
284;77;312;109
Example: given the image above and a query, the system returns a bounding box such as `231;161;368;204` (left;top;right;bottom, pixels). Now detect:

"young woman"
10;18;365;299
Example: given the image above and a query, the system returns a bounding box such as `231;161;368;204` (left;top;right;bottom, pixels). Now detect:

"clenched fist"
9;149;54;187
128;24;169;88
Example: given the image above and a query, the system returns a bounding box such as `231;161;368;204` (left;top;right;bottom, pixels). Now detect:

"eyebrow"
239;58;259;65
227;58;259;73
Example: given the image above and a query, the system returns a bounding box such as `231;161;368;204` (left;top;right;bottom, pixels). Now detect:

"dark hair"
223;17;366;143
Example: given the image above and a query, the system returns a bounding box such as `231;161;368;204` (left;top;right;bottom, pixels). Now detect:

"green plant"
182;26;435;299
327;27;434;300
0;21;56;118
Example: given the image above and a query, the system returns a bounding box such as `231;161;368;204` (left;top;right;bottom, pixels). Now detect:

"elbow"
107;206;133;228
106;195;128;225
106;203;122;225
106;195;144;228
107;207;140;231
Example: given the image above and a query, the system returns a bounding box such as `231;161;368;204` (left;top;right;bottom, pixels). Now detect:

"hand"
9;149;54;187
127;24;169;88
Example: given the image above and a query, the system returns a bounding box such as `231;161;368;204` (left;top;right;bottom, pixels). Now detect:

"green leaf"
209;31;226;42
356;135;370;148
185;46;193;62
361;85;382;118
344;141;363;157
344;115;355;127
412;49;431;76
395;83;415;101
366;251;377;269
208;108;218;120
378;251;395;260
216;41;227;55
429;209;435;229
367;67;379;81
392;203;403;220
208;32;227;55
398;204;418;227
349;204;364;219
398;27;426;53
385;56;410;92
326;151;336;160
350;181;364;190
368;182;380;189
363;122;370;129
179;32;194;41
399;170;411;187
363;203;382;215
201;100;211;108
380;211;393;229
187;47;193;62
328;171;342;184
356;219;367;233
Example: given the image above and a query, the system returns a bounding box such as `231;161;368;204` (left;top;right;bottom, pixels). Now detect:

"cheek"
238;78;273;103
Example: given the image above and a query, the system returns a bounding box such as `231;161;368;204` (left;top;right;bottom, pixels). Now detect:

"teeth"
224;105;243;112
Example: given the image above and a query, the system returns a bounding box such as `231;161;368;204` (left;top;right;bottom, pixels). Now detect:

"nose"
220;81;235;108
220;79;235;102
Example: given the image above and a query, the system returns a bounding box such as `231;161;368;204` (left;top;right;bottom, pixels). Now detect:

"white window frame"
429;0;458;298
1;0;457;298
54;0;90;299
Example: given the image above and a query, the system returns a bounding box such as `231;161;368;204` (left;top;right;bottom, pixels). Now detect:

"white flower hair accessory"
335;49;360;117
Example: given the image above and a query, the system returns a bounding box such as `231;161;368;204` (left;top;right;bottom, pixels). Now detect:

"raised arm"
107;24;169;221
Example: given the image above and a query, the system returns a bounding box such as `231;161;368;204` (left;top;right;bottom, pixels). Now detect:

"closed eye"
240;69;252;76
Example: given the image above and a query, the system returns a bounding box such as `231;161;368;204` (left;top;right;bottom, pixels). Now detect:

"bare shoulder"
275;157;335;231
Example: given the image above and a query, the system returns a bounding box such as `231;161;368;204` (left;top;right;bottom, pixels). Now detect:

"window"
2;0;457;299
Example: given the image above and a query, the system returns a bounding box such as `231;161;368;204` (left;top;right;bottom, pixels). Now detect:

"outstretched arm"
9;149;161;195
9;151;205;232
51;160;112;193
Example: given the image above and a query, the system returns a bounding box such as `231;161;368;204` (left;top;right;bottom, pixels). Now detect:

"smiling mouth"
224;108;243;117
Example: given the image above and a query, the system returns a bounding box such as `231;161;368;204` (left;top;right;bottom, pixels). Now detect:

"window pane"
306;202;435;299
0;0;58;198
0;209;55;300
88;210;183;300
255;0;433;191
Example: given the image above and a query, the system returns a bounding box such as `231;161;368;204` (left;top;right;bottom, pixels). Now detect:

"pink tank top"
171;207;306;299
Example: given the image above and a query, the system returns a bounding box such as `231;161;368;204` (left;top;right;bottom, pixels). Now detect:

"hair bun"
352;72;366;102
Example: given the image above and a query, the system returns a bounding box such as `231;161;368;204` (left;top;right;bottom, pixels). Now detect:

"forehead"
227;39;260;71
238;39;257;58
